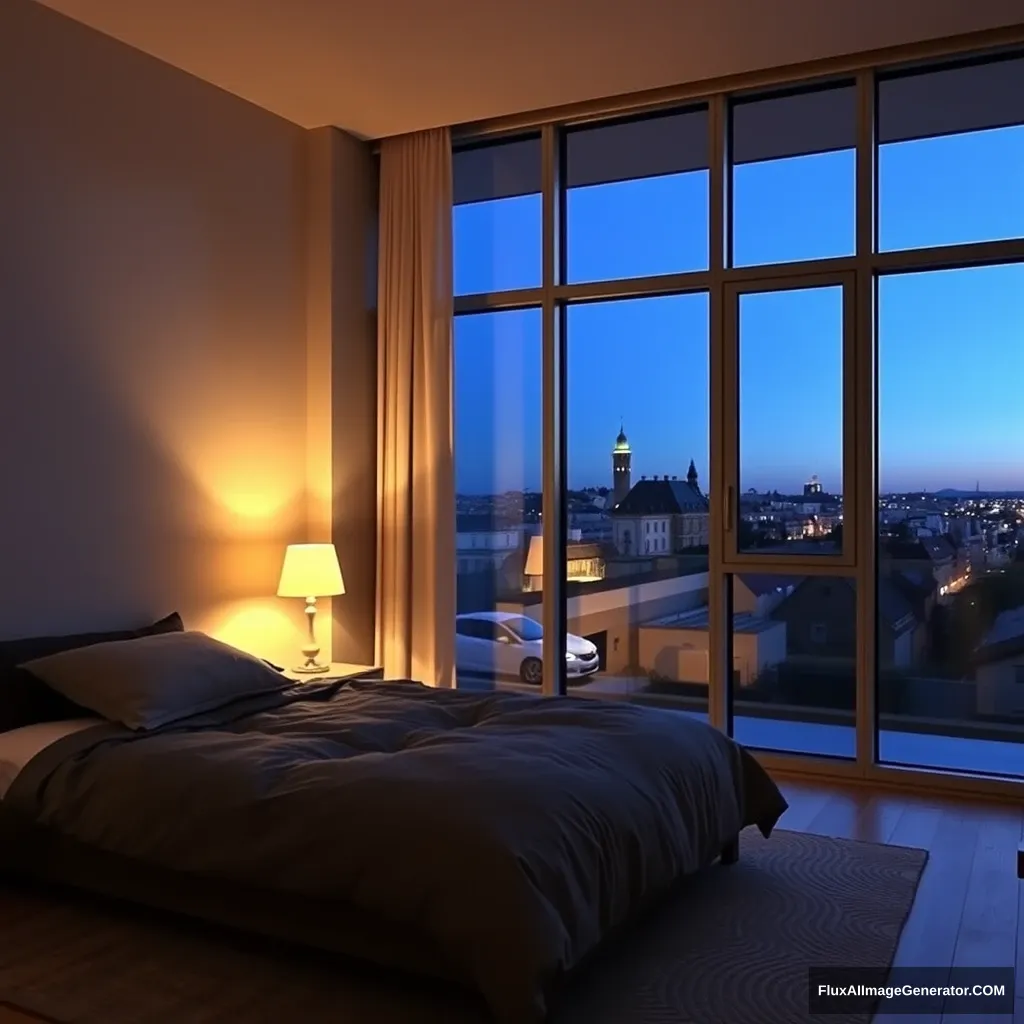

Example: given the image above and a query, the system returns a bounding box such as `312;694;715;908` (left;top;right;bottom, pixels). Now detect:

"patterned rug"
0;829;926;1024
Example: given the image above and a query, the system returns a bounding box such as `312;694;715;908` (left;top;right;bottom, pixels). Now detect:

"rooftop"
738;573;800;596
973;604;1024;666
919;535;957;563
982;605;1024;648
612;477;708;516
456;513;527;533
508;560;709;605
648;608;780;634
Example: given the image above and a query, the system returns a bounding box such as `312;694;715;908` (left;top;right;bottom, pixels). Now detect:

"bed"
0;625;787;1024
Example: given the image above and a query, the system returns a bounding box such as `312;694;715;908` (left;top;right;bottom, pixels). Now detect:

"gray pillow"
19;631;289;730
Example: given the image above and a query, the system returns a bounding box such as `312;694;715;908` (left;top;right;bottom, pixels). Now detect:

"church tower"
612;424;631;506
687;458;700;493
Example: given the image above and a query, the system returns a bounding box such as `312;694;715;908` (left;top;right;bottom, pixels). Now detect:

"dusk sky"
453;124;1024;496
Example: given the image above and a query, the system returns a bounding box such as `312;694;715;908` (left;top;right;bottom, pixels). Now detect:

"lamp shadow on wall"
117;383;312;665
1;287;308;665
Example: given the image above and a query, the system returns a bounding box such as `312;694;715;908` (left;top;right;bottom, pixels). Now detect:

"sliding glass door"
721;277;857;759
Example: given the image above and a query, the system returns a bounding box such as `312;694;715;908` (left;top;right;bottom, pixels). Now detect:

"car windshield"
503;616;543;642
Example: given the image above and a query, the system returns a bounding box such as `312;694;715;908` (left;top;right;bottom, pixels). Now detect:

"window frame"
451;32;1024;798
721;271;858;569
728;79;859;269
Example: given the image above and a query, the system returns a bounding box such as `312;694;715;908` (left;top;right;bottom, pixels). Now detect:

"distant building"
611;424;632;506
906;512;948;536
611;465;709;555
501;567;709;676
733;574;798;618
568;506;613;543
773;576;917;669
918;535;959;595
886;534;962;598
804;475;823;496
889;569;937;662
520;533;607;593
638;607;786;688
972;605;1024;716
455;513;527;575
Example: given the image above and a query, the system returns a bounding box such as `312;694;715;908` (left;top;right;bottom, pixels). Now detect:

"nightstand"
281;663;383;683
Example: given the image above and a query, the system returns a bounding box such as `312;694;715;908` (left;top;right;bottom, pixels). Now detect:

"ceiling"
34;0;1024;138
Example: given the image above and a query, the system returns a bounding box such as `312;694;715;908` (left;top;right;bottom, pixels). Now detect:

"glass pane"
737;286;844;554
877;266;1024;778
453;137;541;295
878;56;1024;252
731;85;856;267
729;574;856;758
560;293;710;715
453;309;542;691
566;109;709;283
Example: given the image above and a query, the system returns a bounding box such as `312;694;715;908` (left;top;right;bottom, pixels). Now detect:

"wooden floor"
775;776;1023;1023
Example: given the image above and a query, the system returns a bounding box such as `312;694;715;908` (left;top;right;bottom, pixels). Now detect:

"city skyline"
454;122;1024;496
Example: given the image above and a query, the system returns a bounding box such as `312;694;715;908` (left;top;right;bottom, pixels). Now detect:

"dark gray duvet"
1;679;787;1023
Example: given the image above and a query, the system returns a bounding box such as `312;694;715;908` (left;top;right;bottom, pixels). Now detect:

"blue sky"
453;125;1024;495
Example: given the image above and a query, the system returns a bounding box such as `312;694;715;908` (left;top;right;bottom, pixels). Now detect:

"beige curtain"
375;128;456;687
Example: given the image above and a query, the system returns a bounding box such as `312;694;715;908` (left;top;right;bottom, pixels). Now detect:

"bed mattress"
0;718;100;799
0;679;787;1023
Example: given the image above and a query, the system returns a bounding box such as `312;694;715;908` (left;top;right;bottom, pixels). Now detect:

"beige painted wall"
0;0;376;667
305;128;378;665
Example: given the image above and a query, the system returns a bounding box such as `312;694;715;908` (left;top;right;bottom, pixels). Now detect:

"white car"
455;611;600;685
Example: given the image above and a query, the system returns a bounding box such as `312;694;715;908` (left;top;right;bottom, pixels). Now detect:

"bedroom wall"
305;128;378;667
0;0;377;667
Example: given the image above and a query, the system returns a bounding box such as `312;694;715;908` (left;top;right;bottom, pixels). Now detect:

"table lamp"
277;543;345;673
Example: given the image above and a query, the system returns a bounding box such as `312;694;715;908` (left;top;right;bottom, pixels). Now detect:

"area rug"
0;829;927;1024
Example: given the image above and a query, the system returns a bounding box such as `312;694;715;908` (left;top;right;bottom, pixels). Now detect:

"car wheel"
520;657;543;685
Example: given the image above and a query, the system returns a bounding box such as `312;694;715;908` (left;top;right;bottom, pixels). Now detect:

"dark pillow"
20;630;289;731
0;612;183;733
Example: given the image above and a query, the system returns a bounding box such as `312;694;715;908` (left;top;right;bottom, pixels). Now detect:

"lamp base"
292;661;330;675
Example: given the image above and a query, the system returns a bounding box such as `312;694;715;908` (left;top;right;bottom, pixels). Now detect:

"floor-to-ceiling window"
873;54;1024;779
452;138;544;691
451;41;1024;790
564;292;710;716
877;266;1024;776
721;81;860;760
560;109;711;716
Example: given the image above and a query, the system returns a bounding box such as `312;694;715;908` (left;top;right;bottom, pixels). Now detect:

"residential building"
773;577;917;669
611;466;709;555
973;606;1024;716
501;567;709;674
455;513;526;575
733;575;798;618
639;607;787;687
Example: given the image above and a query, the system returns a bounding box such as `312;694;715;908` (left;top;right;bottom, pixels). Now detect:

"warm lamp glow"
277;544;345;598
524;535;543;577
205;601;299;665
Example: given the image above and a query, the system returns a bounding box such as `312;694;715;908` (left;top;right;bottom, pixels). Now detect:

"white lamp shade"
277;544;345;598
524;535;543;577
